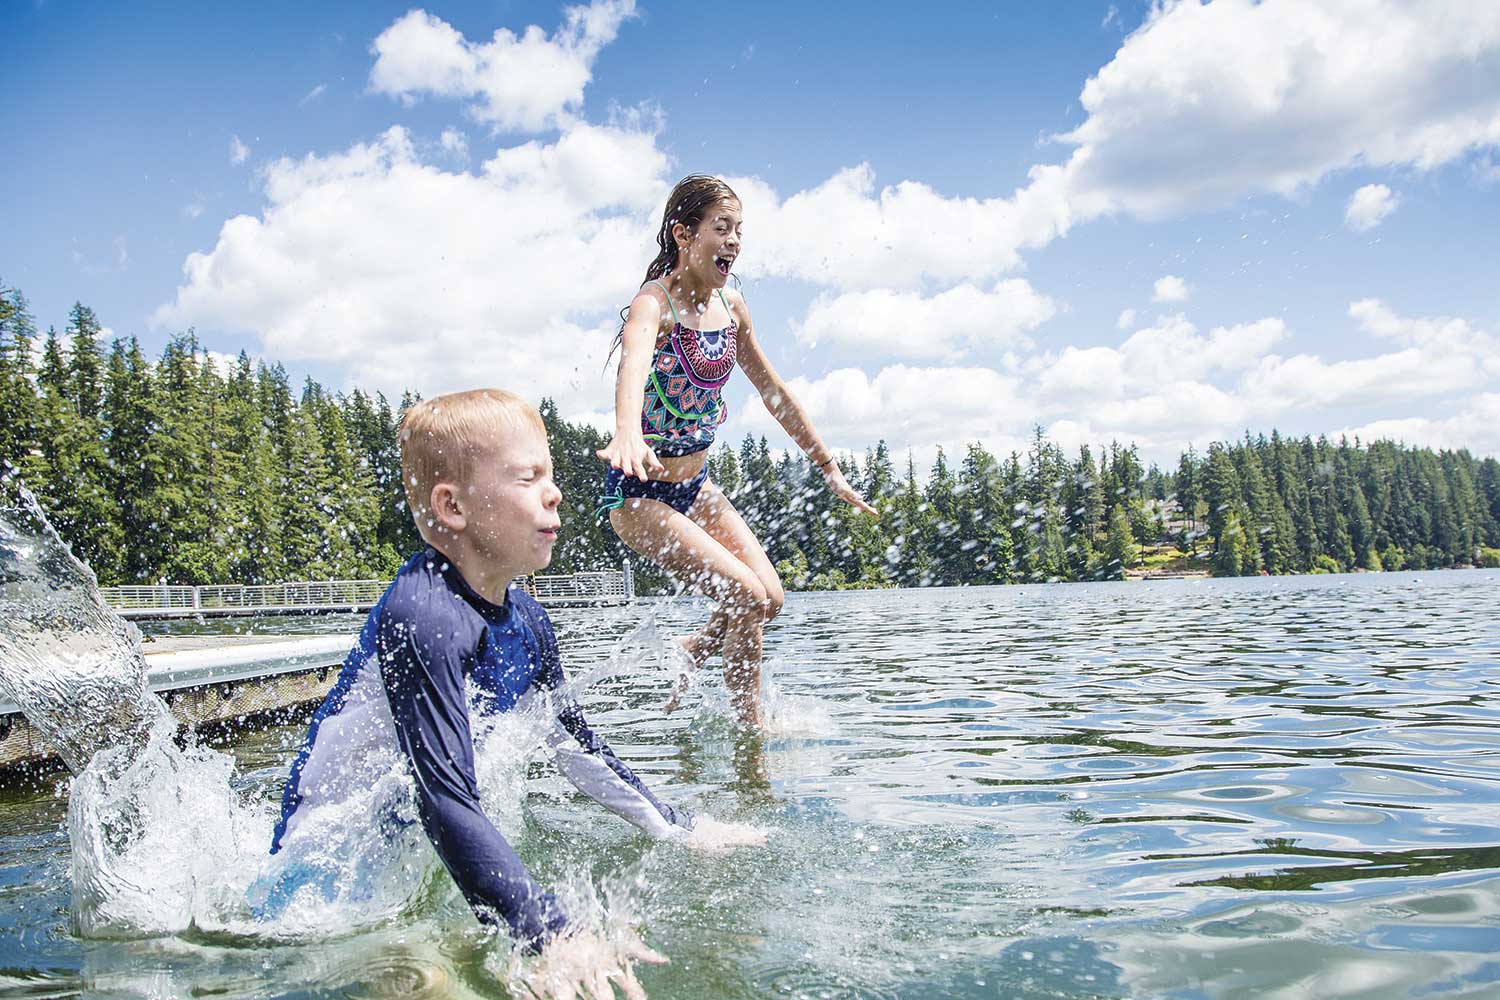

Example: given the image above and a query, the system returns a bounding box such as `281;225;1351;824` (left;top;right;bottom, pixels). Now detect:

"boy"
261;389;693;997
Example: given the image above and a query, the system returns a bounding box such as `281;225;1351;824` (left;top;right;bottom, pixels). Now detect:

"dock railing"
98;566;633;618
522;569;631;603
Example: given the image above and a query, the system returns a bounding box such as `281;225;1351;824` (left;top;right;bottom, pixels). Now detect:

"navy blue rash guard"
267;547;693;949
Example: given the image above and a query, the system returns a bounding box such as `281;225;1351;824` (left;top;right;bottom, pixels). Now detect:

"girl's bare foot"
663;636;701;713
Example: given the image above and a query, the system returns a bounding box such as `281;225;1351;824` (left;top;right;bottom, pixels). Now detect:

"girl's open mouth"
715;255;733;276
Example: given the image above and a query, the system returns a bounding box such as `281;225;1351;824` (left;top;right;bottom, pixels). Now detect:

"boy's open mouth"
715;255;734;276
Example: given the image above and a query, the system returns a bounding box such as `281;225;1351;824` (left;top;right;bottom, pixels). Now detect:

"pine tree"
102;337;163;582
223;351;283;583
863;440;895;507
1175;446;1200;537
1212;508;1255;577
1103;502;1138;580
888;452;935;587
0;286;40;472
281;383;336;578
958;442;1012;584
925;447;961;585
152;336;223;582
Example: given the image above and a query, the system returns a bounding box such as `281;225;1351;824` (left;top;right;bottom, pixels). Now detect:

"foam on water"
68;714;274;937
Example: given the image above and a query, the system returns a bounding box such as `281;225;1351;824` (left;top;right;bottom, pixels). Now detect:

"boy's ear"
430;482;466;534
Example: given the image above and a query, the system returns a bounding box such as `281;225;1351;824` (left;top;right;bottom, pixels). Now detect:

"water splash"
1;471;277;937
0;472;163;771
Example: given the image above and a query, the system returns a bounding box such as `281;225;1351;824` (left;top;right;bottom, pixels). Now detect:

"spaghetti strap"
716;287;733;322
650;280;682;326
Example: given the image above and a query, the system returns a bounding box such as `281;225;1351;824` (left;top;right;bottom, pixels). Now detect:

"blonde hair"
399;389;545;532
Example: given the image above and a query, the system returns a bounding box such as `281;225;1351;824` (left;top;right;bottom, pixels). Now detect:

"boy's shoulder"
374;549;488;646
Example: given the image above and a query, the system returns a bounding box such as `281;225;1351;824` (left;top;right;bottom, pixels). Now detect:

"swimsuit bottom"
597;464;708;518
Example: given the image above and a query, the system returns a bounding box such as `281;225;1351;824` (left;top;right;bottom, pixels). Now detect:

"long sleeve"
519;599;695;839
378;602;567;951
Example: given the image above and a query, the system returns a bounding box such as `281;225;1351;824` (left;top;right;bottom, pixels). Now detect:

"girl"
597;174;876;728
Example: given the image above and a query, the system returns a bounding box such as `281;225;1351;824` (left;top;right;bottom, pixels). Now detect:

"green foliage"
6;285;1498;592
1310;554;1342;574
1103;503;1139;580
1212;509;1256;577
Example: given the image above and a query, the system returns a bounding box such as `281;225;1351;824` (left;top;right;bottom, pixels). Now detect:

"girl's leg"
679;482;786;662
609;498;771;727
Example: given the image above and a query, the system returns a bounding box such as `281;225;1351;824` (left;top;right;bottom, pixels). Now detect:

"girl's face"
677;199;742;289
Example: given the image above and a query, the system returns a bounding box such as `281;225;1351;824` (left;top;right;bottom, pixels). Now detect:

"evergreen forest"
4;287;1499;593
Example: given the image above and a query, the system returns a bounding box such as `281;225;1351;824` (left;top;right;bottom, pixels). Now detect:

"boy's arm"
377;605;568;950
549;697;695;838
523;601;694;838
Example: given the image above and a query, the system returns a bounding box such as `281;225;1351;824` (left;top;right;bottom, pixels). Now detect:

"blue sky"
5;0;1499;468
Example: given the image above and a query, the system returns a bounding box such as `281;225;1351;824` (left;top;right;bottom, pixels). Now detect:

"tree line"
4;286;1498;592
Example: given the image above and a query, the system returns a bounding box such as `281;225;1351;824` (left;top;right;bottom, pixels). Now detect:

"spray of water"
0;473;162;771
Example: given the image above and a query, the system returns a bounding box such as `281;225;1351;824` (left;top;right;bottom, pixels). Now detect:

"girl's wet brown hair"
611;174;740;358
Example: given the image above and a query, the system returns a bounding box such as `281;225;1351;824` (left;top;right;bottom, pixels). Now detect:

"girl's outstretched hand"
597;434;665;483
821;463;879;516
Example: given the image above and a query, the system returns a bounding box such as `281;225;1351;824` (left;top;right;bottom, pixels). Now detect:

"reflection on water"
2;570;1498;998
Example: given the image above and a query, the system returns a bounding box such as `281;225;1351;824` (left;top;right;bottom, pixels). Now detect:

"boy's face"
456;420;562;581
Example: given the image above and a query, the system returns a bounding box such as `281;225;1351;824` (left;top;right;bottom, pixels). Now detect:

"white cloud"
1337;394;1500;455
368;1;636;132
153;122;671;411
753;302;1500;466
1347;298;1500;379
1116;308;1136;330
461;2;1499;298
1239;300;1499;412
1031;314;1285;406
1345;183;1399;231
720;2;1500;294
184;202;204;219
793;280;1056;360
300;83;328;106
1151;274;1189;302
230;135;250;165
440;128;469;158
735;364;1030;468
1055;0;1500;218
726;163;1078;291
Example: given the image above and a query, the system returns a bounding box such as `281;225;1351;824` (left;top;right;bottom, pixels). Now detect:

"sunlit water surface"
3;571;1498;999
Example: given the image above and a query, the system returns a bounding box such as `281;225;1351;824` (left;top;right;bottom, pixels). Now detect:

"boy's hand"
517;928;667;1000
597;434;666;483
820;463;878;517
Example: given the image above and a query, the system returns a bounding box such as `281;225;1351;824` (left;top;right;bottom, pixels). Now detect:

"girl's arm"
731;293;878;516
596;288;667;482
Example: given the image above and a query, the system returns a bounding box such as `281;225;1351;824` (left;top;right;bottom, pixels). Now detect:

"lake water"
2;571;1498;999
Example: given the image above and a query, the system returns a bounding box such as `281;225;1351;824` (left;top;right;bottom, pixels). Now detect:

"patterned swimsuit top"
640;280;739;457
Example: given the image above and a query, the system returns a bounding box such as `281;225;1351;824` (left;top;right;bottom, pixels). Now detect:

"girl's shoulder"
722;284;751;326
634;279;670;307
636;279;679;321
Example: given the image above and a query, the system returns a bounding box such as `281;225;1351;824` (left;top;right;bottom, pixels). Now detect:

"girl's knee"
763;582;785;621
724;573;769;618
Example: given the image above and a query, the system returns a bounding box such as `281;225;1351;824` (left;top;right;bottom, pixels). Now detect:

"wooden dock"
0;633;354;773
